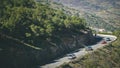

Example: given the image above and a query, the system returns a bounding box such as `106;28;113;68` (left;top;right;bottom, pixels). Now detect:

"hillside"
0;0;87;48
41;0;120;31
0;0;96;68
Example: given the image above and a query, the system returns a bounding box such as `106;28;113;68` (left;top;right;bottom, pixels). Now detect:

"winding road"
40;34;117;68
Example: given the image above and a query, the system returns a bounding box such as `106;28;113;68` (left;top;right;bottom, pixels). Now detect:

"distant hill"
39;0;120;31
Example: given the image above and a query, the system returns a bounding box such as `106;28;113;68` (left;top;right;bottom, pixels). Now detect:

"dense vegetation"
0;0;86;49
58;30;120;68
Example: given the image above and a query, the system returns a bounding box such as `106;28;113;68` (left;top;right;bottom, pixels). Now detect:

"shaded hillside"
0;0;96;68
0;0;87;49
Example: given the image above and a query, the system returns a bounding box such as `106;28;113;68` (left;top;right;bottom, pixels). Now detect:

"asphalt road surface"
40;34;117;68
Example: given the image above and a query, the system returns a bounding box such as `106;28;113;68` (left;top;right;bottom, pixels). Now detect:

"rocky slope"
0;29;96;68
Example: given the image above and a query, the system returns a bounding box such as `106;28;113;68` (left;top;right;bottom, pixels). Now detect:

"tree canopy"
0;0;87;48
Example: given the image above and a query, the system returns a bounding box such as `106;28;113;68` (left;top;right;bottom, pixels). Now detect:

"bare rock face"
34;29;95;65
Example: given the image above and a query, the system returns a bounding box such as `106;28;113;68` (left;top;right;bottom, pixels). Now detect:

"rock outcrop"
0;29;95;68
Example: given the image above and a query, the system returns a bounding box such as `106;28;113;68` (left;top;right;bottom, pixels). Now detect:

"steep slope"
0;0;87;48
0;0;96;68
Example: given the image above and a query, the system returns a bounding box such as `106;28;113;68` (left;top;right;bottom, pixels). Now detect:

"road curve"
40;34;117;68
